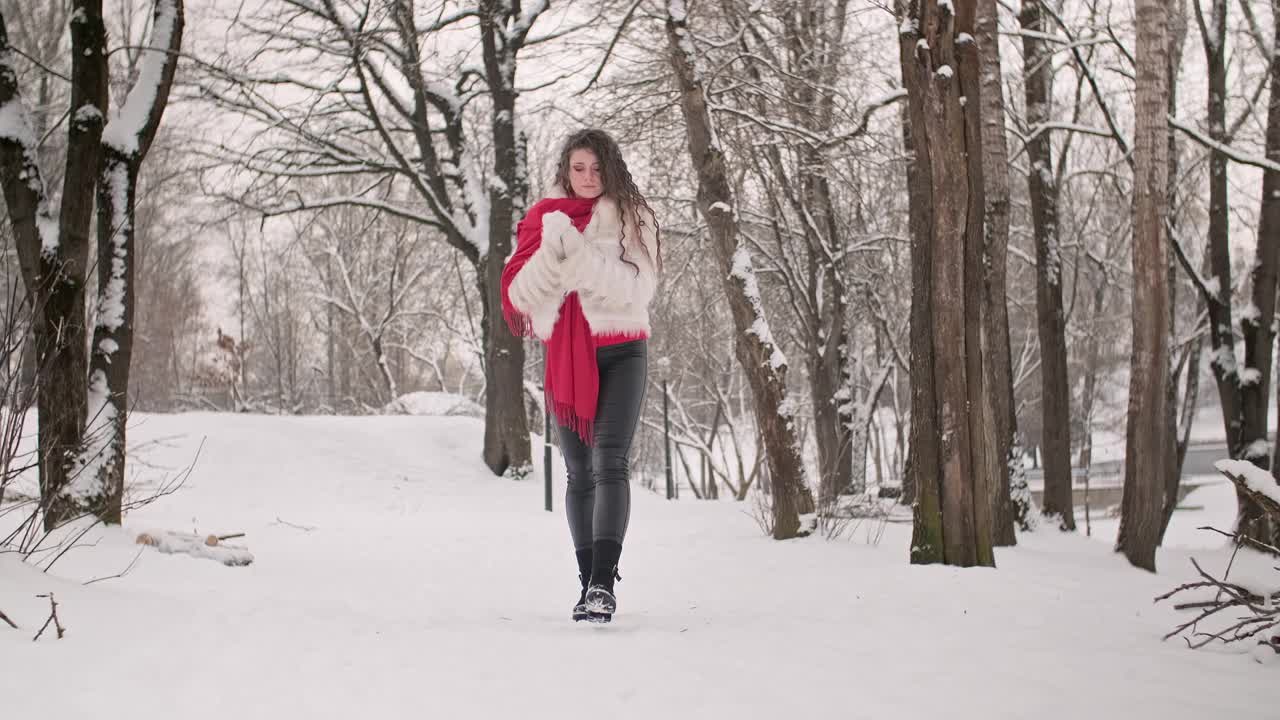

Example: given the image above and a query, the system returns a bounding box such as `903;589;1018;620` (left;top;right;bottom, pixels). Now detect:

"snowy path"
1;413;1275;718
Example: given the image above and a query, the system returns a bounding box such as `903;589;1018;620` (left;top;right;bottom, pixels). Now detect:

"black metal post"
544;345;553;512
664;379;674;500
544;401;553;512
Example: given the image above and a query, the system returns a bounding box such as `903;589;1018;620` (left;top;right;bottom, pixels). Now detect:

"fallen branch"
0;608;16;629
1157;528;1280;651
135;529;254;566
32;592;64;641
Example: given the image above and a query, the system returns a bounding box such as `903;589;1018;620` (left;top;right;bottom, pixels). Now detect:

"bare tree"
1162;0;1280;546
665;1;811;539
198;0;554;475
128;138;209;412
0;0;183;528
298;188;432;407
1118;0;1171;572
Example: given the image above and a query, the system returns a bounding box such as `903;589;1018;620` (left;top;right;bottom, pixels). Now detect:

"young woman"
500;129;660;623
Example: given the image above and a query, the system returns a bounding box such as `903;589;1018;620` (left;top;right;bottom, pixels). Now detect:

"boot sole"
585;587;616;614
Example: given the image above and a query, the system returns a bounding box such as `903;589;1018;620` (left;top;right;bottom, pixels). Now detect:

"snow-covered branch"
1169;114;1280;173
0;33;58;260
101;0;183;158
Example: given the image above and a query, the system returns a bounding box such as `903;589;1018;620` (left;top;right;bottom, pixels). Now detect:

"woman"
500;129;660;624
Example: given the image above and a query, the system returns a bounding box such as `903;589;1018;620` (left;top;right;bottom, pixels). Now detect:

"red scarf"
501;196;600;446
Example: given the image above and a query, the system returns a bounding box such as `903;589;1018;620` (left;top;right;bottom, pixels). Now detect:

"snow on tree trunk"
1020;0;1074;531
901;0;996;567
665;2;810;540
1118;0;1171;572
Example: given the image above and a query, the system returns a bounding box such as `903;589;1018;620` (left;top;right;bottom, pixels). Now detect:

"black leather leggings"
556;339;648;550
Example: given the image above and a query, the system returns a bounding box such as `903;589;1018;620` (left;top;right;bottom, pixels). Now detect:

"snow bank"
383;391;483;418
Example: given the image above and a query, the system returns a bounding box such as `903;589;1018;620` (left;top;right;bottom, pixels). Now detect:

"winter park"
3;0;1280;717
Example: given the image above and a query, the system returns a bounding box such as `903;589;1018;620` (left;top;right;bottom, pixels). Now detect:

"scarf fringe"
503;306;534;339
551;397;595;447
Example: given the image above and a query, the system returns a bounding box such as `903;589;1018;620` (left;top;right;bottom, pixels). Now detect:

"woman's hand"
541;211;576;260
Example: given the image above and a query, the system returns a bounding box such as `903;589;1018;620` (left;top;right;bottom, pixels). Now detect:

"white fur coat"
506;187;659;341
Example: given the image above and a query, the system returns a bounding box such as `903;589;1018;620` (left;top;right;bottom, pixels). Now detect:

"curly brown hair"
553;128;661;274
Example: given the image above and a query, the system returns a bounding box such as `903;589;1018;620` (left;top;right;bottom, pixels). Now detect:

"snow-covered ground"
1;412;1276;719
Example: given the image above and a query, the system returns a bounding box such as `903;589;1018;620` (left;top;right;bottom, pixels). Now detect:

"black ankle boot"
572;548;592;622
585;540;623;616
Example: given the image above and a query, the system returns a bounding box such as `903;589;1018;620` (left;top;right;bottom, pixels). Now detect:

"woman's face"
567;148;604;199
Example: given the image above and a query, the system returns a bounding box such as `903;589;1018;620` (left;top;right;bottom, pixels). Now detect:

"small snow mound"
384;391;483;418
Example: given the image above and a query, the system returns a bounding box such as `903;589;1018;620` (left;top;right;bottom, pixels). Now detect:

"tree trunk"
1190;0;1276;542
1020;0;1074;531
849;363;891;500
479;1;531;477
326;256;336;410
1119;0;1171;572
1078;271;1107;532
0;2;107;530
812;352;851;504
903;0;995;567
1161;0;1191;544
1256;0;1280;546
977;0;1018;546
1196;0;1247;453
79;155;138;524
666;3;809;539
897;0;930;514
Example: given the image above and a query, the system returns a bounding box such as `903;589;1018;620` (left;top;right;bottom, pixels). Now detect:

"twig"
32;592;65;641
272;517;317;532
1197;524;1280;557
1155;578;1220;603
1174;600;1226;610
83;548;145;586
217;533;246;541
0;608;16;629
1158;552;1280;647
